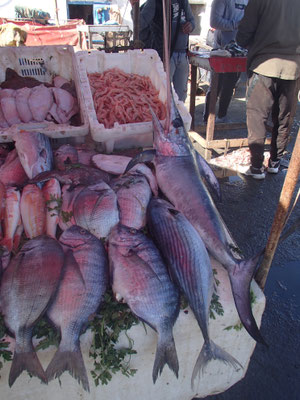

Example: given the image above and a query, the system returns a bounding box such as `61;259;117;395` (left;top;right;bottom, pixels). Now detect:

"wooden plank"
189;64;197;129
189;131;272;150
195;122;247;134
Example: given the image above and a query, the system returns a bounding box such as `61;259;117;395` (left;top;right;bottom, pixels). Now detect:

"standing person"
203;0;248;123
236;0;300;179
139;0;195;102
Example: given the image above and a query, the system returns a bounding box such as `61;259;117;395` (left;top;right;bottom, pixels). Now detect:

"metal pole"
54;0;59;26
132;2;140;42
255;127;300;290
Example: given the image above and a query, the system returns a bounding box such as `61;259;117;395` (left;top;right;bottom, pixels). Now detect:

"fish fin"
9;350;47;387
194;152;222;201
152;333;179;383
124;150;156;174
46;349;90;392
191;340;242;390
229;253;267;345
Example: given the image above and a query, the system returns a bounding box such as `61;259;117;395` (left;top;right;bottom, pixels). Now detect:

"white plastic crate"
76;49;192;153
0;45;89;142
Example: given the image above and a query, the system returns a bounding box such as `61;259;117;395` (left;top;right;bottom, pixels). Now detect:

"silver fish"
46;225;108;392
0;236;65;387
147;198;242;387
110;171;152;230
73;181;119;238
108;224;180;383
125;97;265;345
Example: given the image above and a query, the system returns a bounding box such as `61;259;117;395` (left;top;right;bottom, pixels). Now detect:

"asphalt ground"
186;76;300;400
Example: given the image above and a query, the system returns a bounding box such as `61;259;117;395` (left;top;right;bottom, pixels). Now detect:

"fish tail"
9;351;47;387
152;333;179;383
191;339;242;389
229;253;267;345
46;348;90;392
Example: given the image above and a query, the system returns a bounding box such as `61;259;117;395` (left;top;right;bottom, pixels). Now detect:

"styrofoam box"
76;49;192;153
0;45;89;143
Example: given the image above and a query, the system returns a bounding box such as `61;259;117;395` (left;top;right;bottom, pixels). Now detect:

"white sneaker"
238;165;266;180
267;159;280;174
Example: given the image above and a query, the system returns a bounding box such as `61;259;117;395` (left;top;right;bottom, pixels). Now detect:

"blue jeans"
170;51;189;102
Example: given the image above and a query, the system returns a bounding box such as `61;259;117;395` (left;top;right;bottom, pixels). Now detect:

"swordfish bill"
126;98;266;345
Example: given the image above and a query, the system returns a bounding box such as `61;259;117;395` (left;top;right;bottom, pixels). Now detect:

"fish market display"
88;68;166;128
13;131;53;179
0;236;65;386
108;224;180;383
125;96;265;345
73;181;119;239
46;226;109;392
147;198;242;386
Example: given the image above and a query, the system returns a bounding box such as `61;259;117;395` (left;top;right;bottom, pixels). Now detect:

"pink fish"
20;184;46;239
42;178;61;238
0;148;27;187
15;87;33;123
28;85;53;122
0;89;21;126
1;187;21;251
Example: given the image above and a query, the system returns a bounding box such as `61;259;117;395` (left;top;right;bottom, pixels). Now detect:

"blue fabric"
170;51;189;102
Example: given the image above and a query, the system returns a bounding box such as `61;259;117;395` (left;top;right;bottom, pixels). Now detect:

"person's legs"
246;73;274;169
171;52;189;102
217;72;240;119
270;78;298;162
203;74;223;122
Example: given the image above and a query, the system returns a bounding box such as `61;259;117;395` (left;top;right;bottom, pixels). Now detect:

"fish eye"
80;229;86;235
130;228;136;234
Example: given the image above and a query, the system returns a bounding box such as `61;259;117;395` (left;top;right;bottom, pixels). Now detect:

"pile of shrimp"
88;68;166;129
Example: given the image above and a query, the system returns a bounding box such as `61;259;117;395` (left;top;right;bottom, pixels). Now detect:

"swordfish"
125;98;265;345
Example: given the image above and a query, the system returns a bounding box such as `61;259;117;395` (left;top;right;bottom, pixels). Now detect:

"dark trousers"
203;72;240;121
246;72;298;168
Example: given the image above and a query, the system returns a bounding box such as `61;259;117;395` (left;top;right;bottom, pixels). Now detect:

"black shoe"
267;159;280;174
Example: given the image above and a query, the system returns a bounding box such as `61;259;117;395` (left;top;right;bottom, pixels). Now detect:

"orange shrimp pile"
88;68;166;129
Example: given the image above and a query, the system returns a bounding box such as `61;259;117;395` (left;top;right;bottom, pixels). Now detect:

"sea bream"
73;181;119;239
147;198;242;386
125;98;265;345
0;236;65;386
108;224;180;383
110;170;152;230
46;225;109;392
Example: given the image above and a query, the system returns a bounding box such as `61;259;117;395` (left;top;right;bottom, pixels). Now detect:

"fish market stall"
0;45;266;400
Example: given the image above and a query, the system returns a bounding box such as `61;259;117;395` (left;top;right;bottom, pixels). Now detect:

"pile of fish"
0;96;265;391
0;68;79;128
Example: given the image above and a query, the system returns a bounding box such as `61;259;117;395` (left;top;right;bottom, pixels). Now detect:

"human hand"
182;22;193;34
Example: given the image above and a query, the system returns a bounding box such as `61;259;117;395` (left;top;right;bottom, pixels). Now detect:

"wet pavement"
187;79;300;399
